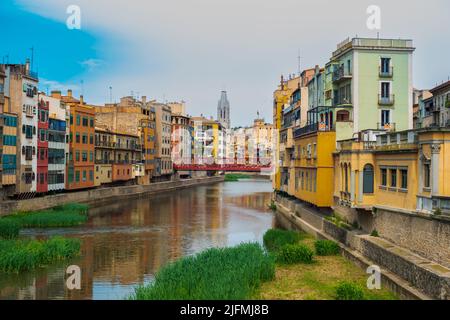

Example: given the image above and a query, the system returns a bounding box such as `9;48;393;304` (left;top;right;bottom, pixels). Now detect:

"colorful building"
273;74;300;190
95;127;142;186
2;61;39;196
333;128;450;225
152;102;173;181
192;116;225;165
44;92;67;192
171;107;194;166
0;65;5;195
95;96;155;185
36;95;49;193
62;90;95;190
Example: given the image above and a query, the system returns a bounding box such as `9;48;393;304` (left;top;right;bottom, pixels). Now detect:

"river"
0;180;274;300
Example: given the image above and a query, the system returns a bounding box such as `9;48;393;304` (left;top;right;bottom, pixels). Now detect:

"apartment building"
96;96;155;185
36;95;49;193
171;107;193;166
62;90;95;190
2;61;39;196
192;116;225;166
152;102;173;181
0;65;5;194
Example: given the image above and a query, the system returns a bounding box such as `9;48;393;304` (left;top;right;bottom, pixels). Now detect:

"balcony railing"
377;122;396;131
378;94;395;106
379;66;393;78
293;122;333;138
332;67;352;83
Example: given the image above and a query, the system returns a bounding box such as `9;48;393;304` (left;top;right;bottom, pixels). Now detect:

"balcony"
378;94;395;106
332;67;352;83
294;122;333;138
379;66;393;78
377;122;396;132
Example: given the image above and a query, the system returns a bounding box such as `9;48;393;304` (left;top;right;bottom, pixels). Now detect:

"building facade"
36;96;49;193
96;96;155;185
152;103;173;181
62;91;95;190
2;61;39;196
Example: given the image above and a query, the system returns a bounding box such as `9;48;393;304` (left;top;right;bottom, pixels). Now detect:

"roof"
430;80;450;94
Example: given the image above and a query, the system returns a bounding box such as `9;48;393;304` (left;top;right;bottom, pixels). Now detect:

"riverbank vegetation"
130;243;275;300
224;173;252;182
254;229;397;300
0;236;81;273
2;203;89;228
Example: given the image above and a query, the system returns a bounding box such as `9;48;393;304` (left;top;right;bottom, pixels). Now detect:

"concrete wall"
0;176;224;216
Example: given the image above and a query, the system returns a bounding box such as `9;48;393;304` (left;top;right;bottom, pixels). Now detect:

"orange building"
60;90;95;190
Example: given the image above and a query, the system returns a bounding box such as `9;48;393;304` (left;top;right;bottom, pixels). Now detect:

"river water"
0;180;274;300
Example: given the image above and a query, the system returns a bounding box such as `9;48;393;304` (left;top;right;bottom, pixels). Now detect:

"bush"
370;230;379;237
0;236;81;273
335;281;365;300
276;244;314;264
130;242;275;300
315;239;340;256
0;220;21;239
263;229;303;252
268;201;277;211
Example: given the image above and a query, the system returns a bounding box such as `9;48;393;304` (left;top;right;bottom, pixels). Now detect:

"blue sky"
1;0;450;126
0;0;103;92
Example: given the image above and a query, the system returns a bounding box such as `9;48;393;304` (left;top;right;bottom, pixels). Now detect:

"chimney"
80;95;84;104
25;58;30;74
142;96;147;104
67;89;72;97
51;90;61;99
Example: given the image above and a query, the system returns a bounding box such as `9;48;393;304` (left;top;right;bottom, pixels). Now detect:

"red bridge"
174;163;272;172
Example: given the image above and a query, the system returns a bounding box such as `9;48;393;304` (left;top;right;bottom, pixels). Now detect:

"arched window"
336;110;350;122
363;164;374;194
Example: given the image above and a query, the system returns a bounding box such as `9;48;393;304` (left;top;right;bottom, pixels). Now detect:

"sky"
1;0;449;127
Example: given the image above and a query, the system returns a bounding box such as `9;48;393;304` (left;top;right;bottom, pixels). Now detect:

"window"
381;82;390;98
70;114;73;125
390;169;397;188
82;151;87;162
381;168;387;186
381;58;391;74
82;134;87;144
381;110;390;126
82;170;87;182
90;117;94;127
363;164;374;193
400;169;408;189
75;170;80;182
424;163;431;188
76;133;80;143
89;151;94;162
39;129;46;142
82;117;88;127
336;110;350;122
76;115;81;125
75;151;80;162
89;170;94;181
90;134;94;144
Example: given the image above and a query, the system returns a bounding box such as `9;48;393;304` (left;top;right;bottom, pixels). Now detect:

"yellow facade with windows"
293;131;336;207
333;129;450;214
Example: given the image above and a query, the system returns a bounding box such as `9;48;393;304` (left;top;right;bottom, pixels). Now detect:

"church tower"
217;91;230;129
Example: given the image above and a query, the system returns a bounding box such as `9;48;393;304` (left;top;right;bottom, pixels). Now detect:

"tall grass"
0;236;81;273
130;243;275;300
263;229;304;252
3;203;89;228
0;220;21;239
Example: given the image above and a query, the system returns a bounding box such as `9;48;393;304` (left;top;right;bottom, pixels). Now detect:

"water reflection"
0;180;274;300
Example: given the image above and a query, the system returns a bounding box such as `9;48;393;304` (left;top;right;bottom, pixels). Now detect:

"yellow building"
333;128;450;216
273;74;300;190
192;116;225;165
292;127;336;207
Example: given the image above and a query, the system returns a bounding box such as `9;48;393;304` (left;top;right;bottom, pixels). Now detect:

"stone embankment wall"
0;176;224;216
274;194;450;300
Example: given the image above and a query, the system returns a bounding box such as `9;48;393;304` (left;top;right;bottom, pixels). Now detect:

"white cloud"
79;58;104;72
16;0;450;126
